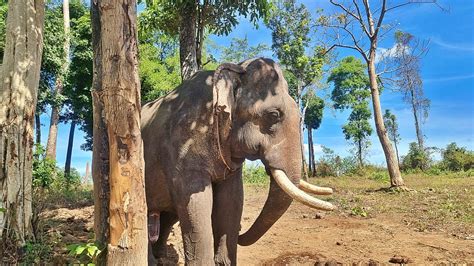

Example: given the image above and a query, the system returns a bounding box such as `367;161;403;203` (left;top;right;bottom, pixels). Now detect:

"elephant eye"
264;109;282;124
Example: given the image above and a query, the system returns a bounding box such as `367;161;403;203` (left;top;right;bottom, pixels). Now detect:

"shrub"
441;142;474;171
401;142;432;171
242;164;268;184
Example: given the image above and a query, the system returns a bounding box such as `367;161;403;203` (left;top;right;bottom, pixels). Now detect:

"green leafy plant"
23;240;52;264
67;242;102;265
243;164;268;185
351;206;368;217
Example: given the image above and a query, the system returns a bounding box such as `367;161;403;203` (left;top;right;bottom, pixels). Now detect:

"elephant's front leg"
173;175;214;265
212;169;244;265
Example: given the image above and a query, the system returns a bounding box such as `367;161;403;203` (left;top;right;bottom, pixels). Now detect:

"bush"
401;142;432;171
441;142;474;171
314;146;359;177
242;164;268;184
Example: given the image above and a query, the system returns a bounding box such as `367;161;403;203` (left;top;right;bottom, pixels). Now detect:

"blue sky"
42;0;474;174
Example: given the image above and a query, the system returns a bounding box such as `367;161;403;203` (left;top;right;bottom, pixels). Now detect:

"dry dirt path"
44;186;473;265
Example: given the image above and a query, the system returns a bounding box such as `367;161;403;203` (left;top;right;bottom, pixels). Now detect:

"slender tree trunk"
297;81;308;180
394;139;400;168
45;0;70;160
308;127;316;176
410;89;424;149
358;138;363;167
91;1;148;264
45;103;60;159
0;0;44;259
64;120;76;178
35;113;41;144
367;49;404;187
179;1;198;80
195;2;204;69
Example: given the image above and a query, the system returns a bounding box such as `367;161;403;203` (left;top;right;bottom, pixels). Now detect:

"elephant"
141;58;334;265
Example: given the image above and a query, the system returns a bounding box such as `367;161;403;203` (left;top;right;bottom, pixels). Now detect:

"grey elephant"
141;58;334;265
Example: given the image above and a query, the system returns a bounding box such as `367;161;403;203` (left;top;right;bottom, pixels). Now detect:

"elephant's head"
212;58;334;246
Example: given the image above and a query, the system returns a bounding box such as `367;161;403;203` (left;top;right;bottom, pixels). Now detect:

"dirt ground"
42;176;474;265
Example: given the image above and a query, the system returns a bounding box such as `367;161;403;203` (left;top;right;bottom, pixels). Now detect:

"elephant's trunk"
238;173;292;246
238;168;334;246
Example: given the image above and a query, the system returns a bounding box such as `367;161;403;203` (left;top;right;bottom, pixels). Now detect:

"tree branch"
352;0;370;37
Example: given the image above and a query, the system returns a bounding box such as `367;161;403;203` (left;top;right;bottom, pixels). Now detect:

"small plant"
23;240;52;264
67;241;102;265
351;206;368;217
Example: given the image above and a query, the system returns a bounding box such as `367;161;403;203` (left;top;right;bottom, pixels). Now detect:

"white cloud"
375;44;410;64
431;37;474;52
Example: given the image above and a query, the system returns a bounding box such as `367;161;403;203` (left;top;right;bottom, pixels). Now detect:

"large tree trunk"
179;1;198;80
64;120;76;178
35;113;41;144
45;0;70;160
0;0;44;259
367;49;404;188
91;1;148;264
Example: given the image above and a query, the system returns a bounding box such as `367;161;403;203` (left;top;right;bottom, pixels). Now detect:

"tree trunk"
195;2;204;69
394;139;400;168
64;120;76;178
45;102;60;159
358;138;363;167
179;1;198;80
91;1;148;264
35;113;41;145
410;89;424;149
0;0;44;259
367;49;404;187
45;0;70;160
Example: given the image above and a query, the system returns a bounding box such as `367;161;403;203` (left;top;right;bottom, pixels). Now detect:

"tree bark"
179;1;198;80
308;127;315;176
45;0;70;160
367;49;404;187
410;89;424;149
394;138;400;168
0;0;44;258
35;113;41;145
357;138;363;167
45;103;60;159
64;120;76;178
91;1;148;264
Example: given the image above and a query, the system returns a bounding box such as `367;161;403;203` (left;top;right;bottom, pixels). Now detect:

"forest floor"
40;174;474;265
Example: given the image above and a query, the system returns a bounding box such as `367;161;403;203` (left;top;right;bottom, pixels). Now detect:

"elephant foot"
148;212;161;243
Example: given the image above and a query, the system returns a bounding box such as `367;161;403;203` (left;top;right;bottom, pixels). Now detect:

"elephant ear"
212;63;246;136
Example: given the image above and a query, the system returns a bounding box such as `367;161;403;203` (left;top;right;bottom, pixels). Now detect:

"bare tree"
0;0;44;260
392;31;430;150
318;0;440;188
91;0;148;264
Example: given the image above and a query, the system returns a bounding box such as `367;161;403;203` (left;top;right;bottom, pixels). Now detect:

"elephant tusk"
271;169;335;211
298;180;333;195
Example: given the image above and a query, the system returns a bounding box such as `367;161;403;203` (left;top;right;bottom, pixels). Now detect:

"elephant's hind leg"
150;212;178;264
212;170;244;266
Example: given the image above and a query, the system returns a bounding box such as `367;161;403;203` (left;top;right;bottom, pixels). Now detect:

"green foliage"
218;35;269;63
383;109;401;147
267;0;326;100
314;146;359;176
401;142;432;171
242;164;268;185
0;0;7;63
63;5;94;150
441;142;474;171
67;241;102;265
329;56;372;166
328;56;371;109
142;0;271;37
33;144;57;188
303;91;324;130
351;206;368;217
23;240;52;264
